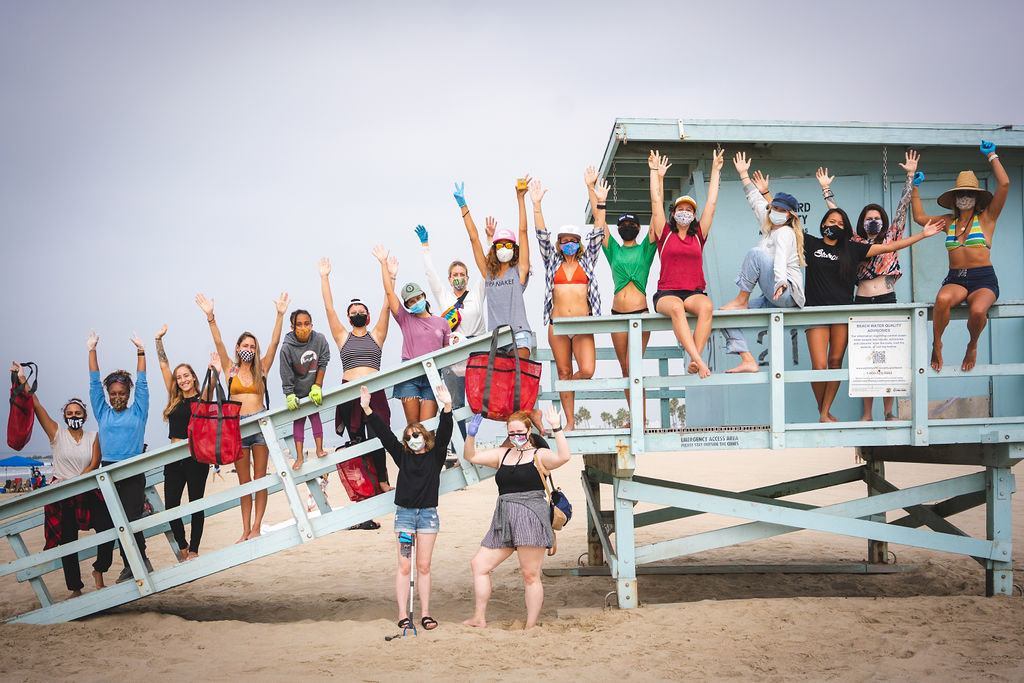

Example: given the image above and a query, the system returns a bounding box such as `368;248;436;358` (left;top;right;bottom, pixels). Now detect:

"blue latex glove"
913;171;925;187
286;393;299;411
453;181;467;208
309;384;323;406
467;413;483;437
414;225;429;243
980;140;996;156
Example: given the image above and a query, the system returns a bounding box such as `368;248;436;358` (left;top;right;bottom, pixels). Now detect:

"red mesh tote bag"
7;362;37;451
189;368;243;466
465;327;542;421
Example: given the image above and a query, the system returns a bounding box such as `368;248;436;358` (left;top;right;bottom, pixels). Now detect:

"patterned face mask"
109;396;128;411
864;219;883;236
65;416;85;430
509;433;530;448
955;195;976;211
238;349;256;363
674;210;695;226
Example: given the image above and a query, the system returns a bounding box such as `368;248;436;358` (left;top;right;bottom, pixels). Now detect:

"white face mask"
955;195;976;211
496;247;514;263
406;436;425;451
674;210;695;226
769;210;790;226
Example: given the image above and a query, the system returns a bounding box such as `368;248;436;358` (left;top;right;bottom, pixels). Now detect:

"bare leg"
462;546;514;627
292;440;305;471
611;330;651;426
568;334;596;431
247;445;270;540
418;400;438;422
395;534;412;622
819;323;848;422
656;296;710;378
548;327;576;429
931;284;967;371
92;570;105;589
415;532;437;621
517;546;547;628
314;436;327;457
401;397;422;425
883;396;897;420
234;451;253;543
725;351;760;374
963;288;997;371
685;294;714;374
860;396;875;422
805;327;829;418
720;289;752;311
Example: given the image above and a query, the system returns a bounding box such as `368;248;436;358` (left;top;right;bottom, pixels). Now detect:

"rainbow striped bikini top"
945;215;989;251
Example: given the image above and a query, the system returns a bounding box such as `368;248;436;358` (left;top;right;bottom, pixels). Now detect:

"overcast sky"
2;0;1022;454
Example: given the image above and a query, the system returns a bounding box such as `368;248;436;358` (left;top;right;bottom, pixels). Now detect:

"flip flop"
421;616;438;630
398;617;411;629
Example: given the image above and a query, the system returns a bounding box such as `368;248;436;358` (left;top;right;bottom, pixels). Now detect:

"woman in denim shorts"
360;383;453;632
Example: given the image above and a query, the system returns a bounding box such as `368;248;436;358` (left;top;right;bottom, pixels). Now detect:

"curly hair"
102;370;134;393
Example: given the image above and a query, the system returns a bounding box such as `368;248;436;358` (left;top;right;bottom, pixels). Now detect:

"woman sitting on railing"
533;176;603;431
720;152;807;373
373;245;450;425
13;362;106;598
154;325;215;561
359;383;453;631
461;406;569;629
319;257;394;495
911;141;1010;373
196;292;289;543
648;149;722;379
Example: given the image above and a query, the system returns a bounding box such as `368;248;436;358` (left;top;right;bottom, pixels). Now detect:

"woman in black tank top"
461;406;571;629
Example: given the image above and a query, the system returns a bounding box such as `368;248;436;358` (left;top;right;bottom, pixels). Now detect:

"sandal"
421;616;438;630
398;617;411;629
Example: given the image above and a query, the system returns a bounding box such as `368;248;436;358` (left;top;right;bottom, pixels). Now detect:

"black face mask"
821;224;841;240
349;313;368;328
65;416;85;430
618;225;640;242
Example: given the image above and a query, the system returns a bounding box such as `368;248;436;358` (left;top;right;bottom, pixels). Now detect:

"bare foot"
380;482;394;493
291;457;304;471
819;413;838;423
461;618;487;628
695;361;711;379
246;529;262;540
564;421;575;431
726;360;759;374
962;342;978;372
235;533;250;544
177;548;188;562
930;341;943;372
186;551;199;561
69;589;82;598
316;449;329;458
859;414;872;422
885;413;899;421
92;570;105;589
687;360;699;374
719;298;749;311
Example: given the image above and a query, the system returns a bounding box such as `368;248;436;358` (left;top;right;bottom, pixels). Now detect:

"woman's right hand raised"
87;329;99;351
318;257;331;278
752;170;770;195
528;179;547;205
733;152;751;175
648;150;671;178
485;216;497;241
371;244;389;264
359;385;371;410
900;150;919;175
195;293;214;316
386;255;399;278
453;181;467;208
209;351;221;371
583;165;598;187
816;167;833;189
155;324;167;340
10;362;26;384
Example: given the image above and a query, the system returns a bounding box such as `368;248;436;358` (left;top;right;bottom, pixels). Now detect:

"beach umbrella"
0;455;44;478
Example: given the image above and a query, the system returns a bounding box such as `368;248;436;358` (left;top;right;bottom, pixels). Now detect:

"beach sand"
2;446;1023;681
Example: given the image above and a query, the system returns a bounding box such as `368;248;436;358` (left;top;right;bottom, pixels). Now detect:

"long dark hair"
820;208;857;285
667;203;700;237
855;204;889;244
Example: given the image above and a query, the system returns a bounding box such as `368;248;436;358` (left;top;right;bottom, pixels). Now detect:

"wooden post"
586;471;603;567
866;458;889;564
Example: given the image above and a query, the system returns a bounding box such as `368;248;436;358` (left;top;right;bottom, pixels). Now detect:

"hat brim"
937;187;993;210
672;199;697;210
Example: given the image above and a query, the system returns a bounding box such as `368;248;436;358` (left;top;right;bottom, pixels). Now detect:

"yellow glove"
286;393;299;410
309;384;323;406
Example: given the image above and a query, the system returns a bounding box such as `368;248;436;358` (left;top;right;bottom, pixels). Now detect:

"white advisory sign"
847;316;912;397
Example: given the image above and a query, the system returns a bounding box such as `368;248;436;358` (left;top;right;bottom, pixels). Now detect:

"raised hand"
594;177;610;203
528;179;547;205
434;383;452;406
371;244;389;263
648;150;671;178
209;351;221;370
711;147;725;172
752;170;770;195
485;216;497;242
815;167;834;189
87;329;99;351
10;362;25;384
980;140;996;156
516;174;532;198
274;292;290;315
921;218;945;238
466;413;483;437
318;257;331;278
733;152;751;175
900;150;919;175
544;404;562;430
386;255;399;278
155;324;167;340
414;225;429;244
583;165;598;187
359;385;371;410
913;171;925;187
453;181;467;208
130;332;145;351
195;293;214;317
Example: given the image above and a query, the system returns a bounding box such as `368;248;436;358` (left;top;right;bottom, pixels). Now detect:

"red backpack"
7;362;37;451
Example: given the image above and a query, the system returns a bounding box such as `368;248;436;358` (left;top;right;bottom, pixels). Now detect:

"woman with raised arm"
154;327;219;560
533;177;603;430
719;152;807;373
911;142;1009;373
648;149;722;379
87;329;152;582
815;151;922;420
455;178;535;357
461;406;570;629
195;292;288;542
373;245;450;425
319;257;394;496
12;362;105;597
359;383;453;631
279;308;331;471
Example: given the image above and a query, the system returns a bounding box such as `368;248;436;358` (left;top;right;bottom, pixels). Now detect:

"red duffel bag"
189;368;243;466
465;327;542;421
7;362;37;451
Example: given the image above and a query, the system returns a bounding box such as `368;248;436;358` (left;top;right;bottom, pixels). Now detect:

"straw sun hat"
937;170;993;210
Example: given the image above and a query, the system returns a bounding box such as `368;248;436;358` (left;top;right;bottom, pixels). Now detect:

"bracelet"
137;351;145;356
207;317;215;323
461;209;469;217
596;203;606;209
551;426;563;433
822;188;834;199
988;153;998;161
760;191;770;197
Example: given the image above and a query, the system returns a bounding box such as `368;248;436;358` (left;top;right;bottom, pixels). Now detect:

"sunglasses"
403;432;423;441
493;241;515;250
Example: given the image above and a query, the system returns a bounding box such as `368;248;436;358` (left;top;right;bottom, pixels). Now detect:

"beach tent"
0;455;43;476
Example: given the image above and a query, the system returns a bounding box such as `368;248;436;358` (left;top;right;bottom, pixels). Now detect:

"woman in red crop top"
648;149;723;379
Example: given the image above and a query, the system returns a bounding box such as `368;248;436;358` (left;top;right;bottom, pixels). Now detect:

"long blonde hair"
232;332;267;402
761;213;806;267
163;363;200;421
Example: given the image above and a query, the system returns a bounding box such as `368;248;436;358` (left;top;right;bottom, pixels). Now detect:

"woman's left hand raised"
274;292;290;315
130;332;145;351
544;405;562;430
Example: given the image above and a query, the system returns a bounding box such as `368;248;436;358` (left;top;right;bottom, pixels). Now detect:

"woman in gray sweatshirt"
280;309;331;470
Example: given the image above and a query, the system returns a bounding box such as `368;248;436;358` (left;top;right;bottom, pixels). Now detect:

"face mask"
406;436;424;451
674;210;695;226
294;328;311;342
109;396;128;412
451;277;467;290
955;195;976;211
408;299;427;315
618;225;640;242
496;247;514;263
769;210;790;226
560;241;580;256
509;433;530;448
65;416;85;430
864;218;883;236
349;313;368;328
238;349;256;363
821;224;840;240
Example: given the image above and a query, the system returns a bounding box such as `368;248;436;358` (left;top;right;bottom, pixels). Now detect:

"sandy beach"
2;446;1023;681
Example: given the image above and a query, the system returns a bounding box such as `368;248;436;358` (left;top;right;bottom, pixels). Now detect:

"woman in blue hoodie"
280;309;331;470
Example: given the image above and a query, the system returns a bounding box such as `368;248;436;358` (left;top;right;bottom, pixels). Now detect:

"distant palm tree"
615;408;630;428
600;411;613;428
669;398;680;427
575;406;592;428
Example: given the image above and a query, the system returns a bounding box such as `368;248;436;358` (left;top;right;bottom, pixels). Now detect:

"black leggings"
164;457;211;554
55;494;114;590
95;470;149;565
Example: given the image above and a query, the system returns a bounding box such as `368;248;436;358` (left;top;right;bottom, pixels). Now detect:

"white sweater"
422;244;488;338
744;183;806;307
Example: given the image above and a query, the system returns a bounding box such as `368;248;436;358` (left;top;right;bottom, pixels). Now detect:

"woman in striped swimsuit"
319;257;394;493
911;142;1010;372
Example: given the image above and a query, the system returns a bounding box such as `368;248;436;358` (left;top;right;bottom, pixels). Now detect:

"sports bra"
553;262;588;285
229;373;258;395
340;331;382;372
946;215;989;251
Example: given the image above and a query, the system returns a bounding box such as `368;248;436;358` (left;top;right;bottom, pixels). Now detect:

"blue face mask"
560;241;580;256
408;299;427;315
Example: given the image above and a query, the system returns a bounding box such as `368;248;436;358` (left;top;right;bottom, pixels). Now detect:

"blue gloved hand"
286;393;299;411
467;413;483;437
913;171;925;187
453;181;467;208
980;140;996;156
414;225;429;243
308;384;323;406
